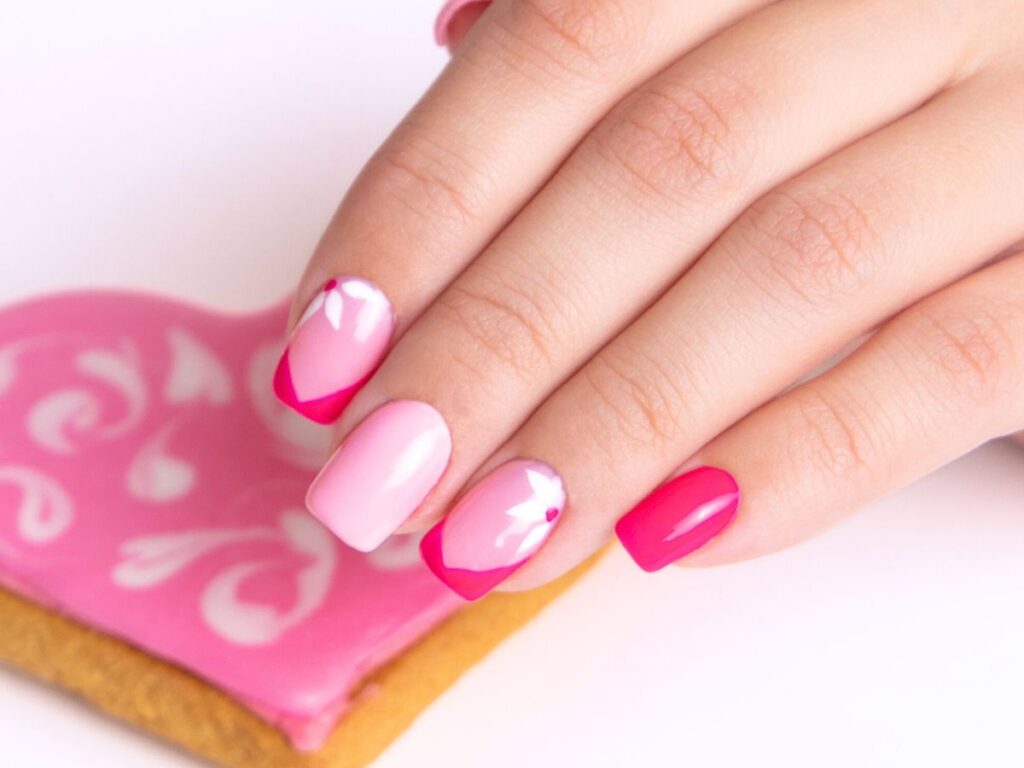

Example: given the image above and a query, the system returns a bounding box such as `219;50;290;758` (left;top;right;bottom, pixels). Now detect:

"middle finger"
307;0;983;550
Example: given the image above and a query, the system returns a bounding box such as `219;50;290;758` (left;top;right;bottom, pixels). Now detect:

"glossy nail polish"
274;276;394;424
434;0;491;46
615;466;739;572
306;400;451;552
421;459;565;601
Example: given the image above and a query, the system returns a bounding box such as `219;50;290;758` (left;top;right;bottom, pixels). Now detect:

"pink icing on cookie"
0;291;462;750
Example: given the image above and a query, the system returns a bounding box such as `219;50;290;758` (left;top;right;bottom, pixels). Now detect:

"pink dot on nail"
545;508;559;522
324;279;338;291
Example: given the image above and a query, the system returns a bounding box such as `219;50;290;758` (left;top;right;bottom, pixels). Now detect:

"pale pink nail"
434;0;492;46
420;459;565;600
274;276;394;424
306;400;451;552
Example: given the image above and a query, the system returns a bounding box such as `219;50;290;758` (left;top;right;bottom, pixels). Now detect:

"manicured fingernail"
434;0;491;46
420;459;565;601
274;276;394;424
306;400;451;552
615;466;740;572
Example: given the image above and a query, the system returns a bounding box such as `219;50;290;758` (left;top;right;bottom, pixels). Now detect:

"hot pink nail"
306;400;451;552
274;276;394;424
420;459;565;601
434;0;491;46
615;466;740;572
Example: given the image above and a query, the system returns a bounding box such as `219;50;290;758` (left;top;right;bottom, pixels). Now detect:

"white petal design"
323;289;344;331
341;279;377;301
296;290;326;328
515;522;552;559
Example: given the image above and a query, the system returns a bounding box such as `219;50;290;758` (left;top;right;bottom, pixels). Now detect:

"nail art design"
420;459;565;601
615;466;740;572
274;277;393;424
306;400;451;552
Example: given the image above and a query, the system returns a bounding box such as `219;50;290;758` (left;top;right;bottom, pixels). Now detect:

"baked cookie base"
0;562;590;768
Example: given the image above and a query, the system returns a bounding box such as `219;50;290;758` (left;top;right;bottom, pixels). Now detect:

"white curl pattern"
113;511;336;646
25;341;147;454
0;465;74;544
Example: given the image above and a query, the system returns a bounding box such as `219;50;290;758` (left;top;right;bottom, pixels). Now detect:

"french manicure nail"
274;276;394;424
615;466;740;572
420;459;565;601
306;400;451;552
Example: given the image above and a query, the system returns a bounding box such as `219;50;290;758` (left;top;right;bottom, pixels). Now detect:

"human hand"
275;0;1024;598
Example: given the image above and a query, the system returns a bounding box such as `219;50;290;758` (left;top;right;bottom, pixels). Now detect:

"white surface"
1;3;1022;767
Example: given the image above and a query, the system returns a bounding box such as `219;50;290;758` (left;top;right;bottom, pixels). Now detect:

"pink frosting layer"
0;291;462;750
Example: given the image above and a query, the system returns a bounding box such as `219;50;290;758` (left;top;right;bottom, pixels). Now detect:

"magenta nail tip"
274;276;394;424
420;459;565;601
616;466;740;572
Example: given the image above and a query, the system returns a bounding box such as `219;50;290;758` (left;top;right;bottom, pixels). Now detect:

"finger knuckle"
435;272;561;386
595;68;758;204
903;300;1020;407
371;130;489;229
498;0;633;82
789;387;876;482
581;349;692;453
737;177;889;309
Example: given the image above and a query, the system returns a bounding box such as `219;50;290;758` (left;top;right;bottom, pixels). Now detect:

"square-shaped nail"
274;276;394;424
420;459;565;601
615;466;739;572
306;400;451;552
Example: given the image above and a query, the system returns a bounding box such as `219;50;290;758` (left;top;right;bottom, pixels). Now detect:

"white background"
1;2;1022;766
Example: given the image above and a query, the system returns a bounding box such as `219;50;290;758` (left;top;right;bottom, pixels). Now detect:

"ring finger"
307;0;989;551
422;64;1024;596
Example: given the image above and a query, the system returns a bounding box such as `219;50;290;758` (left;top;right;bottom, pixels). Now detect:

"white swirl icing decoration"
26;341;147;454
125;422;197;502
0;465;74;543
163;328;233;405
113;511;336;646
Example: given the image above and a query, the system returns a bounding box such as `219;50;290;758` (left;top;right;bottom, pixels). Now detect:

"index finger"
277;0;770;422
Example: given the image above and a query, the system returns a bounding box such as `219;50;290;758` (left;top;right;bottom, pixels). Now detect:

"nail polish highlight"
274;276;394;424
421;459;565;601
306;400;451;552
615;466;739;572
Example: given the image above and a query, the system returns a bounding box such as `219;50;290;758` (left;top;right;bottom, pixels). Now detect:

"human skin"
278;0;1024;598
